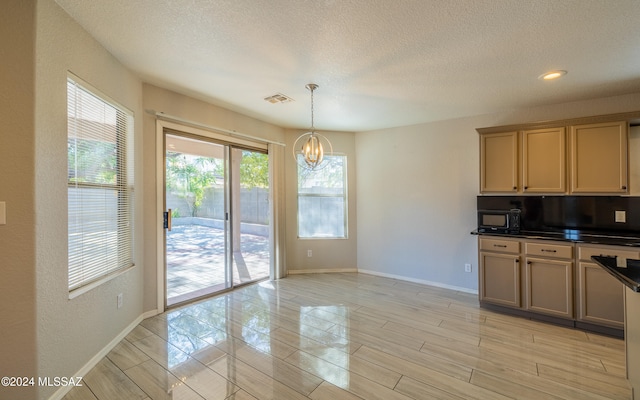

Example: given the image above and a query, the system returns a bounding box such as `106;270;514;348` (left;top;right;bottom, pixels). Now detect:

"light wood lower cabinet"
575;244;637;329
479;237;629;332
524;257;573;318
479;252;521;307
524;241;574;319
479;237;521;308
577;262;624;328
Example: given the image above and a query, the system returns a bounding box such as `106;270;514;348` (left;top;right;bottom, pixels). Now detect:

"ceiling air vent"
264;93;294;104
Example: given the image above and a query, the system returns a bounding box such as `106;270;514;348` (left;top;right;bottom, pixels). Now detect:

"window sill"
68;264;136;300
297;236;349;240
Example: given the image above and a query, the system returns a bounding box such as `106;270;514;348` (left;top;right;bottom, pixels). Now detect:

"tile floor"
63;273;631;400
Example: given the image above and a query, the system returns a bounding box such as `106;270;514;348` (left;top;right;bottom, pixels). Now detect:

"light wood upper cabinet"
479;120;629;194
522;127;566;193
569;121;628;193
480;128;565;194
480;131;518;193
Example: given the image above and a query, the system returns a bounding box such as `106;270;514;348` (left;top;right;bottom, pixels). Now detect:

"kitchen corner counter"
591;255;640;292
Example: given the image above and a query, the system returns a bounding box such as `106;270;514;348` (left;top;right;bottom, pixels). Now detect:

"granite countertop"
591;255;640;292
471;229;640;247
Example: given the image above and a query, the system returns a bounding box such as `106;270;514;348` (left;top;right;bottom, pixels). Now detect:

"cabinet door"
479;252;520;307
577;261;624;328
525;257;573;318
522;127;566;193
480;132;518;193
570;121;628;193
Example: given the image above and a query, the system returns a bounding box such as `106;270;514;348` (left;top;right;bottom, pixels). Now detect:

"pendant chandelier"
293;83;332;170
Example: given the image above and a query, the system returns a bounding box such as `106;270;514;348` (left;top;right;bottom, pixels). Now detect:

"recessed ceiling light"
538;70;567;81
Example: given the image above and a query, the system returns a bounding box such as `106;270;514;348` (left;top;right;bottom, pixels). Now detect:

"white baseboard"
48;312;147;400
142;309;160;319
358;268;479;295
287;268;358;275
287;267;478;295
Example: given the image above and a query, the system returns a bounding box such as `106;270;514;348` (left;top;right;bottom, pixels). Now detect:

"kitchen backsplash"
477;195;640;233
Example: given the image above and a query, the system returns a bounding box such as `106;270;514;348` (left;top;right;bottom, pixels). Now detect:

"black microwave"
477;209;521;233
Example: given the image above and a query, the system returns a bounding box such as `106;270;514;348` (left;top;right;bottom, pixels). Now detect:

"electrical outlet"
117;293;123;309
307;250;312;257
615;210;626;223
464;263;472;273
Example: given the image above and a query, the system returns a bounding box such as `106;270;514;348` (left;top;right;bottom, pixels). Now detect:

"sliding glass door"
164;132;270;308
231;148;270;286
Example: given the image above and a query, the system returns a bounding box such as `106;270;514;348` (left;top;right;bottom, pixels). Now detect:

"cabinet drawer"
578;245;640;267
479;237;520;254
525;242;573;259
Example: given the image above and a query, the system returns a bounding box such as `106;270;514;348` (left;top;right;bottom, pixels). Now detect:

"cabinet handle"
527;261;532;264
493;244;507;248
515;259;519;263
524;186;528;190
622;186;627;190
513;186;517;191
541;249;557;253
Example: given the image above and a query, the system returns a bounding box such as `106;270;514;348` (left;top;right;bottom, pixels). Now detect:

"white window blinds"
67;77;134;292
297;154;347;238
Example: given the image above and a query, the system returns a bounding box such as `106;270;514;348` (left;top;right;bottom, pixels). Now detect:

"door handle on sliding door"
163;209;172;231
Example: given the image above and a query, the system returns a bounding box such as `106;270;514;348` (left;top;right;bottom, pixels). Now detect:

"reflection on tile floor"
166;224;269;303
63;273;631;400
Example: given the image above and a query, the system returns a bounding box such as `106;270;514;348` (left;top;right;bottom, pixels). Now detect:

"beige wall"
34;1;144;399
285;129;358;272
356;92;640;292
141;84;286;312
0;2;37;400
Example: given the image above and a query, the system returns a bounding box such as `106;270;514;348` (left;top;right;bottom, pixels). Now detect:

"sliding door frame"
155;119;271;312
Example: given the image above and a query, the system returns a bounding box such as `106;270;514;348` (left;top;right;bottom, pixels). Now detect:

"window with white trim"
67;76;134;292
297;154;347;238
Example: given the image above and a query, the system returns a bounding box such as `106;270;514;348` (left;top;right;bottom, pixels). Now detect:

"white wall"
356;92;640;292
34;1;144;399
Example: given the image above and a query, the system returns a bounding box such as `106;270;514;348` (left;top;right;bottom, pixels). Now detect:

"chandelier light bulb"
302;134;324;167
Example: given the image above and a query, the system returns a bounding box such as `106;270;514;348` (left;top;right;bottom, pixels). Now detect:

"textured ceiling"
55;0;640;132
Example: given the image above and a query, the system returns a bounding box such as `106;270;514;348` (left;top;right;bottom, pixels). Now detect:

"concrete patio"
166;223;269;306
